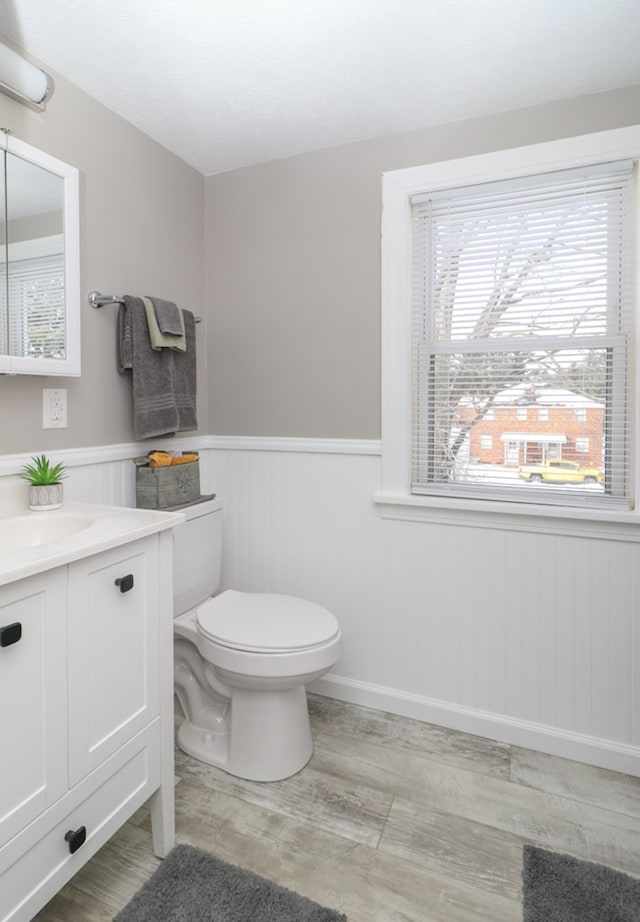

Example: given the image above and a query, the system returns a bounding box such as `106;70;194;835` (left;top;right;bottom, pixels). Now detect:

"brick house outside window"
460;386;604;470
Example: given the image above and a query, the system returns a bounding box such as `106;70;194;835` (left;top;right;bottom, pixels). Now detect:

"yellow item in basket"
147;451;173;467
147;450;199;468
171;452;199;465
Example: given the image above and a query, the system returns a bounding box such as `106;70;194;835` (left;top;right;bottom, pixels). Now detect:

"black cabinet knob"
115;574;134;593
65;826;87;854
0;622;22;647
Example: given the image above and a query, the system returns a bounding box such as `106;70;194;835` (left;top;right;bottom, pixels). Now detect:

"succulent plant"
18;454;68;486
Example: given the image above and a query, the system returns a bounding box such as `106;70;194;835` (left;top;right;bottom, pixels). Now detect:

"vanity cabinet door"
67;537;160;787
0;570;67;849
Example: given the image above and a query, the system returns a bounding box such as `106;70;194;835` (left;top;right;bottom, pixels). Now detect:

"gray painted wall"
0;52;206;455
205;84;640;439
0;47;639;451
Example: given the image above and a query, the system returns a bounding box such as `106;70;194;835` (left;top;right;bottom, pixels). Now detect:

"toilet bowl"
172;498;342;782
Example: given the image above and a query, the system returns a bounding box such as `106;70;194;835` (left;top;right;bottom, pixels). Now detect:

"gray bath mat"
523;845;640;921
114;844;346;921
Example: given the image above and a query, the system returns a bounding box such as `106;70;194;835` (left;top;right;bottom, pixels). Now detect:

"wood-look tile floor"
34;694;640;921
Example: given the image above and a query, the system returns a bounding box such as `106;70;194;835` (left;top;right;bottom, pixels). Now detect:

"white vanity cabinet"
67;541;161;785
0;526;176;922
0;570;67;850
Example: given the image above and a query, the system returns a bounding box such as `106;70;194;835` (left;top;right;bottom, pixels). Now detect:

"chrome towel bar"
88;290;201;322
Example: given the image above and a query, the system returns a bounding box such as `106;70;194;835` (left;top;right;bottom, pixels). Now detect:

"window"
380;126;640;518
411;161;630;506
575;438;589;453
480;435;493;450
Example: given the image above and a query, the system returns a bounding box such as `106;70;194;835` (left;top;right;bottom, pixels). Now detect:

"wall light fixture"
0;41;51;110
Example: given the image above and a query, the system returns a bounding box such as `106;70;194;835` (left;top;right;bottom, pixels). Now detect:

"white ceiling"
1;0;639;176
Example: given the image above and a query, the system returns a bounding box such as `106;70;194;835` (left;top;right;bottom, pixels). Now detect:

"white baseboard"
310;674;640;778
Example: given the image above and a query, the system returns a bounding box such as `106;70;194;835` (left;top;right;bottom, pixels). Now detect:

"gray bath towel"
149;296;183;335
118;295;198;439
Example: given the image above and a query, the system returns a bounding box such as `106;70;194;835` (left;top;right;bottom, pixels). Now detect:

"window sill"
373;492;640;541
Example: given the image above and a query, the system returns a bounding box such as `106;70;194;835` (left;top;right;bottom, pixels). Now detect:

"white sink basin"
0;512;95;553
0;499;184;588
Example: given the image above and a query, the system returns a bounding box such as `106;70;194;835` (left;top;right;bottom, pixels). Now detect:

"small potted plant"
18;454;68;511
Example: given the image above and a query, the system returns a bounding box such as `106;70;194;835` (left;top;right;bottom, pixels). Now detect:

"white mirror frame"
0;132;80;376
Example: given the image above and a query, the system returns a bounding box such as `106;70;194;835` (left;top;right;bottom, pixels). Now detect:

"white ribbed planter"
29;483;64;511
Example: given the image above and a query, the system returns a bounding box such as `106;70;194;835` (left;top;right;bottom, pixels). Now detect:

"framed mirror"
0;132;80;375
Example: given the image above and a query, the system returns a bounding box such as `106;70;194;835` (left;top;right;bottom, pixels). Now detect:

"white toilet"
172;496;342;782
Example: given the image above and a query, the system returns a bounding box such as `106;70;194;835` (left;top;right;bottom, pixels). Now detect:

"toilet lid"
196;589;340;653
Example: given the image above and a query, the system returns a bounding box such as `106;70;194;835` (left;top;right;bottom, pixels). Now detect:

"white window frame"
377;125;640;532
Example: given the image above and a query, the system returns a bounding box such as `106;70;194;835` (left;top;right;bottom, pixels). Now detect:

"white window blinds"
411;160;634;508
0;252;65;360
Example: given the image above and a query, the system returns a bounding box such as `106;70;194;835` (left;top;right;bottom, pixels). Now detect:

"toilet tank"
172;496;223;616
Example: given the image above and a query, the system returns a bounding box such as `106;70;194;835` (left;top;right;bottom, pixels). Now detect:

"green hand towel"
142;296;186;351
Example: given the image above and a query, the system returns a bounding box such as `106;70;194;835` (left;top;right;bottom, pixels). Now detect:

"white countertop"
0;502;185;586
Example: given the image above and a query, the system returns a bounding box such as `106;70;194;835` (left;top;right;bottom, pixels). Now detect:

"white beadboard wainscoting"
208;440;640;777
2;436;639;776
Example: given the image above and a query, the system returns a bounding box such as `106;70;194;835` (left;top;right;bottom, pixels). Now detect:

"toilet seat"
197;589;340;654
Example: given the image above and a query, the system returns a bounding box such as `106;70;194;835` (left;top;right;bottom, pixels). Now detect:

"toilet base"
176;683;313;782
